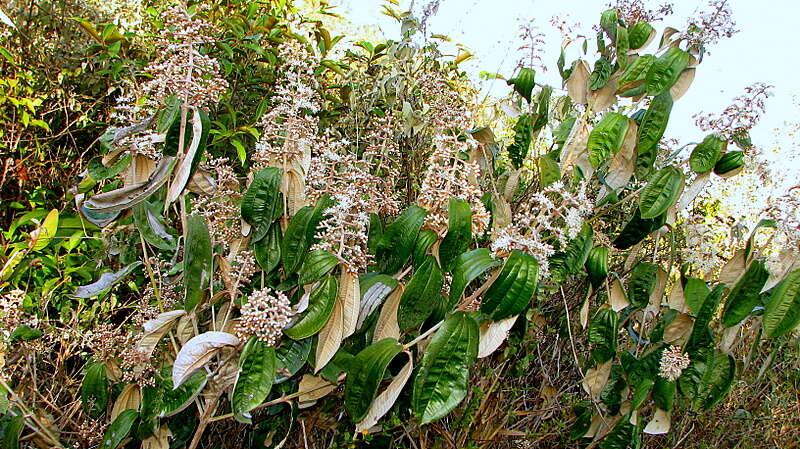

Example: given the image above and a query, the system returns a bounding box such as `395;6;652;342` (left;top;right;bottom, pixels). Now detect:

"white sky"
327;0;800;172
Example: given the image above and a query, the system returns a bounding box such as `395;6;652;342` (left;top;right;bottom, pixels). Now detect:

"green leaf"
684;277;710;315
635;91;673;178
413;229;438;267
159;370;206;417
617;54;656;93
8;325;42;342
588;112;630;168
689;134;726;174
613;208;667;250
276;337;312;381
600;414;641;449
88;153;132;180
133;202;176;251
1;415;23;449
763;269;800;338
232;338;277;422
600;9;619;41
254;223;282;273
550;224;594;279
614;26;629;69
508;114;533;169
481;250;539;320
628;21;655;49
721;260;769;327
73;261;142;299
81;361;108;418
285;275;339;339
345;338;403;422
507;67;536;102
298;250;339;286
679;348;735;411
282;195;333;274
184;214;212;312
398;256;444;331
628;262;658;309
412;312;479;424
439;198;472;271
589;308;618;363
713;150;745;176
586;246;609;289
589;58;613;90
156;96;181;134
538;152;561;187
30;209;59;252
645;47;690;95
241;168;283;242
375;205;426;274
100;409;138;449
448;248;502;308
653;377;676;411
638;166;683;219
687;285;725;352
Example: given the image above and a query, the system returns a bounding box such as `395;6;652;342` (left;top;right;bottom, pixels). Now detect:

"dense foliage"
1;1;798;448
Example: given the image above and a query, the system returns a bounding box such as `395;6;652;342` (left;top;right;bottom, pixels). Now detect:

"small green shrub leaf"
689;134;726;174
628;262;659;309
100;409;138;449
298;250;339;286
439;198;472;271
375;205;427;274
588;112;630;167
241;167;283;242
588;308;618;363
282;195;333;274
638;166;683;219
635;91;673;177
449;248;502;308
398;256;444;331
81;361;109;418
232;338;277;423
481;250;539;320
184;214;212;312
285;275;339;339
412;312;478;424
721;260;769;327
345;338;403;422
763;269;800;338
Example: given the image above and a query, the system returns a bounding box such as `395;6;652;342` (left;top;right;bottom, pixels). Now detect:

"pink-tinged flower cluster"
683;0;737;51
607;0;674;25
312;193;372;274
694;83;772;141
658;345;690;381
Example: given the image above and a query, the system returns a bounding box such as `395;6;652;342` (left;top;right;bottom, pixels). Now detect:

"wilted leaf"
111;384;141;421
84;157;176;212
138;310;186;355
172;331;239;388
582;361;612;400
643;408;670;434
609;278;629;312
566;60;590;104
663;313;694;343
73;262;142;299
298;374;337;404
373;284;404;343
477;315;518;358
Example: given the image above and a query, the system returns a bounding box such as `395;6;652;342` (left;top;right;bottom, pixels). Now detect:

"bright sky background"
326;0;800;182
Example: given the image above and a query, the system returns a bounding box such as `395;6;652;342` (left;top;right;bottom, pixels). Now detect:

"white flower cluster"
312;193;372;273
491;181;592;277
658;345;691;381
253;40;321;170
139;5;228;108
0;289;24;333
235;288;293;347
418;135;490;234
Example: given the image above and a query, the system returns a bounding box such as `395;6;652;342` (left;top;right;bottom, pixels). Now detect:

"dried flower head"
236;288;293;346
418;135;490;234
695;83;772;140
658;345;690;381
491;181;592;277
120;346;157;387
